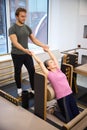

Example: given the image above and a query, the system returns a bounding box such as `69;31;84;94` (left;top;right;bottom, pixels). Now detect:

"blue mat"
0;79;31;97
0;79;34;108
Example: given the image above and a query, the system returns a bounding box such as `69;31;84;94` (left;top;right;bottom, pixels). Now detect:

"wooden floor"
0;96;59;130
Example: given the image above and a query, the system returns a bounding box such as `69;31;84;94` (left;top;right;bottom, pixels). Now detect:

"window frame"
1;0;49;55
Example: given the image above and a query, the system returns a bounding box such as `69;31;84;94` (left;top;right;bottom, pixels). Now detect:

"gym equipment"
34;72;47;120
0;90;20;105
61;63;73;89
34;63;73;120
34;64;87;129
22;90;29;109
47;83;55;101
62;53;79;93
61;108;87;130
62;53;78;68
74;63;87;76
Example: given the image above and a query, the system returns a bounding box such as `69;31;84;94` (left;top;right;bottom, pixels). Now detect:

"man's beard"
18;19;24;24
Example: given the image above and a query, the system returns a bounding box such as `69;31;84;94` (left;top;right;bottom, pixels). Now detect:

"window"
28;0;48;51
0;0;7;54
0;0;48;55
83;25;87;38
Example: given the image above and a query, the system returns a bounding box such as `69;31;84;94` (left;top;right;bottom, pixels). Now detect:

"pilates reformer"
61;108;87;130
34;63;87;130
62;53;79;93
0;62;87;129
74;63;87;76
34;63;73;120
0;89;20;105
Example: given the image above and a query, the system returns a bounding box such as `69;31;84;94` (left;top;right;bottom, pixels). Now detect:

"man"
9;7;48;96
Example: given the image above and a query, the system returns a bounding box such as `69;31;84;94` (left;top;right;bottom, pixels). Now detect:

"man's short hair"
15;7;27;16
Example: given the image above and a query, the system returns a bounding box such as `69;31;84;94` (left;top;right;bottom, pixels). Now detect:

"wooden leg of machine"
72;73;78;93
61;108;87;130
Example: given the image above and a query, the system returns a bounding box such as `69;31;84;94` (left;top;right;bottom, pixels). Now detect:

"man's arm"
9;34;31;55
29;34;49;50
31;52;48;76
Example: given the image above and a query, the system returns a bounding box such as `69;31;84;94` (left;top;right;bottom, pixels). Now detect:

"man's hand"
42;45;49;51
43;47;50;53
24;49;32;55
30;51;35;56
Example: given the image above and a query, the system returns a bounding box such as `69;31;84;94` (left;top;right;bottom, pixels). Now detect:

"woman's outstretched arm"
31;52;48;76
44;48;60;68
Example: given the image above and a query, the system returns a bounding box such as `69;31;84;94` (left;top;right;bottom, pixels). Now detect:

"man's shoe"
29;91;34;99
17;88;22;97
28;88;35;94
27;88;35;98
29;90;34;99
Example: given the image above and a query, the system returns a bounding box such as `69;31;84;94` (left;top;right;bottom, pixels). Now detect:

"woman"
31;48;79;123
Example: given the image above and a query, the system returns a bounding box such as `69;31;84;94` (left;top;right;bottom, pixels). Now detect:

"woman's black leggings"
54;94;79;123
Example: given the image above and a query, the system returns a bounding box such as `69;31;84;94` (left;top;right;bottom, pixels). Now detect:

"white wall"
77;0;87;48
48;0;87;51
48;0;87;88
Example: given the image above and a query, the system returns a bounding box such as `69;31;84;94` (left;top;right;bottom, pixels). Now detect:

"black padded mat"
34;73;46;120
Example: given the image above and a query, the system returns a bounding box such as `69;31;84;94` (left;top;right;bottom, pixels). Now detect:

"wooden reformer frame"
62;53;79;93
